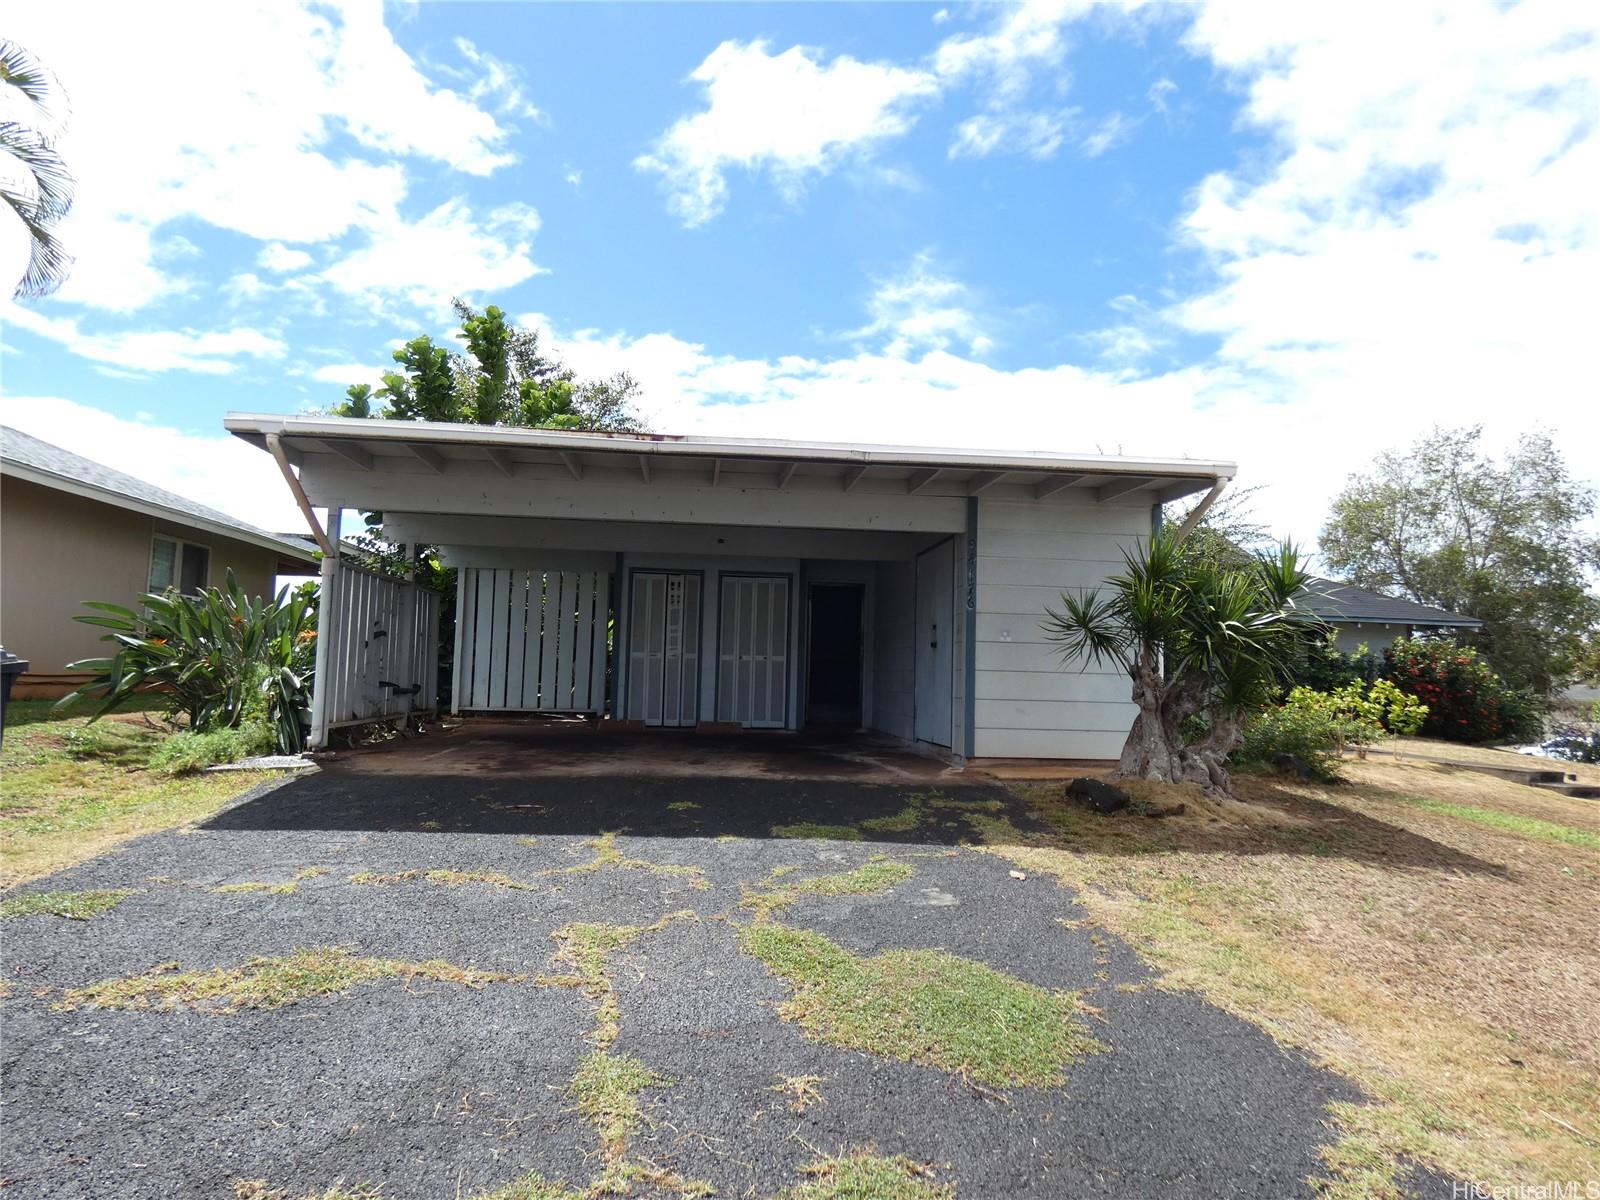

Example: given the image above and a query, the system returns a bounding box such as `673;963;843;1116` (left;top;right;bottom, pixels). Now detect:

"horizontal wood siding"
973;498;1149;759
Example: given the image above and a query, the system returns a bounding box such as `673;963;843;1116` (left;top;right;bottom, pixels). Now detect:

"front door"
914;541;954;747
805;584;864;726
626;571;700;727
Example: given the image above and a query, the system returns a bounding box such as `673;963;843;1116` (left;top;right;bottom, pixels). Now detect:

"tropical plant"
1042;532;1326;794
61;573;319;753
1233;700;1366;782
1383;636;1540;744
2;38;75;298
1290;679;1430;737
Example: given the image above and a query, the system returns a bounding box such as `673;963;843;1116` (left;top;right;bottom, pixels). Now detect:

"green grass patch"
467;1173;580;1200
348;867;536;891
744;858;915;920
666;800;700;812
567;1050;666;1158
771;822;863;841
1389;794;1600;851
546;911;695;1047
233;1181;384;1200
56;946;518;1014
0;888;136;920
1;707;262;886
739;924;1102;1088
859;791;1009;837
777;1150;953;1200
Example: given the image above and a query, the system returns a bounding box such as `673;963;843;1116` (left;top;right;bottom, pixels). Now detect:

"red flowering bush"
1382;638;1541;744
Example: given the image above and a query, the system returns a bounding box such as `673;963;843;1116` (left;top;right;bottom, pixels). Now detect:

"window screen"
180;543;210;594
148;537;177;592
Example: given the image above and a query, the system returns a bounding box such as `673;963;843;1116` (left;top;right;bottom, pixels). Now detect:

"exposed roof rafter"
405;443;447;474
906;468;942;494
1034;474;1087;500
483;447;516;478
1095;475;1159;503
841;464;868;492
776;461;799;489
967;471;1007;496
558;451;584;482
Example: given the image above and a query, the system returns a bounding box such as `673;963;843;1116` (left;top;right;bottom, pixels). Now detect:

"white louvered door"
717;575;790;728
626;572;700;727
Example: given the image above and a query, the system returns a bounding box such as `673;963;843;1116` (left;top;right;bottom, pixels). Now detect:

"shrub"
1235;700;1362;781
1382;637;1542;744
62;573;317;753
1292;637;1383;692
148;723;275;775
1300;679;1430;736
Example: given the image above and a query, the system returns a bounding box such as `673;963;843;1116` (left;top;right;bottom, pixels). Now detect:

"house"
0;426;320;698
1300;578;1483;655
226;414;1234;760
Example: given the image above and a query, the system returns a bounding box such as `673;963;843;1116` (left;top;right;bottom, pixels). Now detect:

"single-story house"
227;414;1234;761
1301;578;1483;654
0;426;319;698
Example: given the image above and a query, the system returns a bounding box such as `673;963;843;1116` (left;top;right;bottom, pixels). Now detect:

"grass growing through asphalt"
55;946;518;1013
974;760;1600;1196
776;1149;953;1200
0;702;264;886
546;911;696;1047
543;831;709;888
567;1050;666;1158
743;858;915;920
215;867;329;896
233;1181;384;1200
770;822;862;841
0;888;136;919
739;923;1102;1088
857;791;1009;837
347;867;537;891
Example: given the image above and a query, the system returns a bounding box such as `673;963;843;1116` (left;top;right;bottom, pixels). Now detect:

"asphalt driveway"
0;743;1453;1199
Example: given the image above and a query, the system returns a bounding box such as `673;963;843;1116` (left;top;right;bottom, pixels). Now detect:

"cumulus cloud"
257;243;315;273
1;0;530;312
845;254;995;358
0;304;285;375
635;40;939;227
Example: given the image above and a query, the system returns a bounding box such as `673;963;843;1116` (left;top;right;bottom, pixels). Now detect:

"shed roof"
1303;579;1483;629
0;425;319;564
223;414;1235;504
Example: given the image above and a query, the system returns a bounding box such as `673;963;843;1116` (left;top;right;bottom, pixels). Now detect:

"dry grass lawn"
978;759;1600;1197
1373;735;1600;784
0;701;262;887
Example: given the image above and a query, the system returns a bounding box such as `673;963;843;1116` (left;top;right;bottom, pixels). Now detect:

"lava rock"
1065;777;1130;814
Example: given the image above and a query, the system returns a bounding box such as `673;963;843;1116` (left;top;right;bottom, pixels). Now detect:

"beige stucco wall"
0;476;289;682
1330;623;1409;655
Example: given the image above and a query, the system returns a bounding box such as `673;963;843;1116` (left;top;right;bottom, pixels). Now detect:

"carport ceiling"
225;414;1235;504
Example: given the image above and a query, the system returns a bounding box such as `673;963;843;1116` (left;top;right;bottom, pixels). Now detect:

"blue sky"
2;1;1596;542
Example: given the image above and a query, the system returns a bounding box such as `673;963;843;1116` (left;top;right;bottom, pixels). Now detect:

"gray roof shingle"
1;425;316;562
1302;578;1482;628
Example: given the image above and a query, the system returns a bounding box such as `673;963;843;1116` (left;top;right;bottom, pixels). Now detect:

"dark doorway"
806;584;864;726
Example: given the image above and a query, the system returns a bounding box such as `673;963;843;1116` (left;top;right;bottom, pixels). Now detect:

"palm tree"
1;38;74;299
1043;531;1325;794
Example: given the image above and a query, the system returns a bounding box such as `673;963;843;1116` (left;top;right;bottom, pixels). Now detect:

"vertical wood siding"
454;567;609;713
318;559;441;733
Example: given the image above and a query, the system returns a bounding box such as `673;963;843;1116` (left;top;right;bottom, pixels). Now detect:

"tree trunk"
1113;654;1185;782
1110;661;1241;797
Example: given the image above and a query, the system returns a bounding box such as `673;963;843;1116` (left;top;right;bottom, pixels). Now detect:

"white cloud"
949;111;1066;160
0;394;308;534
308;362;389;388
451;38;543;120
846;254;994;357
635;39;941;226
0;304;285;375
1079;111;1133;157
317;200;547;311
258;243;315;273
1;0;528;311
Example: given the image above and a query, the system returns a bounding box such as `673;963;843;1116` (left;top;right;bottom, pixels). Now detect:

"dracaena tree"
1042;532;1325;795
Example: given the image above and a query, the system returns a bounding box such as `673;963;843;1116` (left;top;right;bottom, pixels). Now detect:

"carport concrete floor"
0;723;1456;1199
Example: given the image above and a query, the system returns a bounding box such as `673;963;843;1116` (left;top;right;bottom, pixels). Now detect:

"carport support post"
308;506;342;750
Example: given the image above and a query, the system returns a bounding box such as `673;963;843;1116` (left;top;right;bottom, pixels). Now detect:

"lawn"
978;758;1600;1197
0;699;265;887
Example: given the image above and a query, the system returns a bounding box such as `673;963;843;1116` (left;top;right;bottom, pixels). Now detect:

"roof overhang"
224;414;1236;508
1;457;319;564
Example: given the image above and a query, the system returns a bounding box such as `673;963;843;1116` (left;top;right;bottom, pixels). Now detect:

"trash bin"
0;648;29;748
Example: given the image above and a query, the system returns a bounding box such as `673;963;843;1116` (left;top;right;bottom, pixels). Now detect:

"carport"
226;416;1232;759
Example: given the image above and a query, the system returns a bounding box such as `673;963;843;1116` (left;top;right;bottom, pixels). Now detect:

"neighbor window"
149;536;211;594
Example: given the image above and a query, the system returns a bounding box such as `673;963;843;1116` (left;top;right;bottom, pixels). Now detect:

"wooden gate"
311;559;442;745
716;575;790;728
453;568;609;713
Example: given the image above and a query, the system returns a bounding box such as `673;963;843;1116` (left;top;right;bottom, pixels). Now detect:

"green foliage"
382;336;458;422
1296;679;1430;737
332;382;373;418
1384;637;1541;744
1292;637;1383;692
1320;426;1600;695
0;889;134;920
1235;700;1363;782
61;572;317;753
147;723;274;775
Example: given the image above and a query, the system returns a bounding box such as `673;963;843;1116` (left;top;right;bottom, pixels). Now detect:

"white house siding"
1330;624;1407;655
972;497;1151;759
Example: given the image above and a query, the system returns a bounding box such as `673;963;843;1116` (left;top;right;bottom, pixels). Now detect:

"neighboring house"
228;414;1235;760
0;426;319;698
1301;578;1483;654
